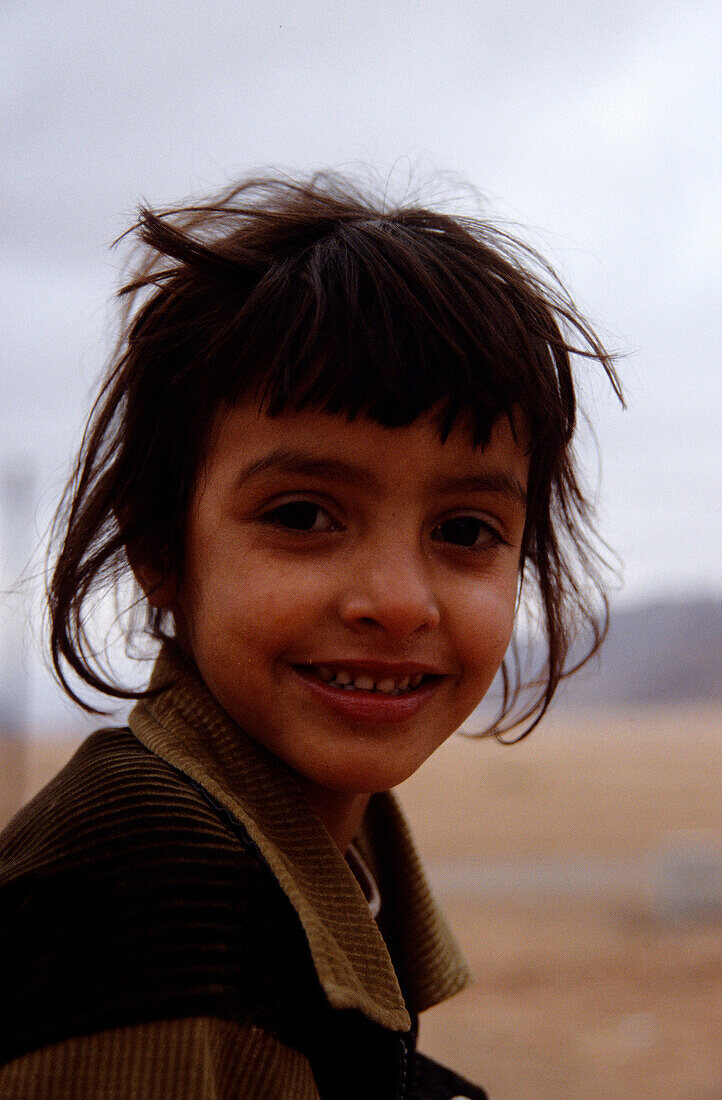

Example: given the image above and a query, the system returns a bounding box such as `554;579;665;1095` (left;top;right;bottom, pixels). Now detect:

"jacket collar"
128;647;469;1033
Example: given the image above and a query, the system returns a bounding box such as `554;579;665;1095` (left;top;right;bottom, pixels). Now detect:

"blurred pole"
0;461;35;823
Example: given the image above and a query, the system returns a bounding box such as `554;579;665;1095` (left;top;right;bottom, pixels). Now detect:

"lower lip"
292;668;443;724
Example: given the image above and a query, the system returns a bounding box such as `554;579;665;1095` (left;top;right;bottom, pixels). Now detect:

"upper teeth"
315;667;425;693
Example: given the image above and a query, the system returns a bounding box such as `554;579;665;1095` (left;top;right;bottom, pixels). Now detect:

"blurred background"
1;2;720;1096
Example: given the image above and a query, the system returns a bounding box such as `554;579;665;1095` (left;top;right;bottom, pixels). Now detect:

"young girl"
0;173;621;1098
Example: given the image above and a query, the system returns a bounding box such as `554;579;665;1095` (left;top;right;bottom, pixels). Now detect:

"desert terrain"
398;703;722;1100
1;702;720;1099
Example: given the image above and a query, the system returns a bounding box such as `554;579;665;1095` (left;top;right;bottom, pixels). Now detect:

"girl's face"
161;401;528;827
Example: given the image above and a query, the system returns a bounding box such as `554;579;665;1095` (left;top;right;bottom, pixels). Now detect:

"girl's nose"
338;552;441;640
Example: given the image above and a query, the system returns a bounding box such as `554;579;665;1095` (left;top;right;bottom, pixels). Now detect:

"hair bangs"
217;218;564;451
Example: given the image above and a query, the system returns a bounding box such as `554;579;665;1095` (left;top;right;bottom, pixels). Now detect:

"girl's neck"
292;778;372;852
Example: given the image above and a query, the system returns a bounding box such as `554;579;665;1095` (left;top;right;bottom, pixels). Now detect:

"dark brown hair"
48;171;623;737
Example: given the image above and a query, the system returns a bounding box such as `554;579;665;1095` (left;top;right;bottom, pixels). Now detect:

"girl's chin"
292;751;430;797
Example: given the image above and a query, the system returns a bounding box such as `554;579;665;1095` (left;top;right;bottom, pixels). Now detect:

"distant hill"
556;594;721;708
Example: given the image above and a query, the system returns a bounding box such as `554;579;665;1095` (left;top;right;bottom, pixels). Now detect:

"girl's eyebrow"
235;446;526;507
234;448;379;492
434;471;527;507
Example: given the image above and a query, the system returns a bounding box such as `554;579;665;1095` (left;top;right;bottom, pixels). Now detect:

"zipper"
395;1032;410;1099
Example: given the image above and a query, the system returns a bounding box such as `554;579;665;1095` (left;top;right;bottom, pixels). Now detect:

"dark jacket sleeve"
0;1017;322;1099
0;728;279;1066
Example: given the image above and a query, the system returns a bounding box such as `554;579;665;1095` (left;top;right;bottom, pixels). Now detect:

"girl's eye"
263;501;336;532
431;515;502;548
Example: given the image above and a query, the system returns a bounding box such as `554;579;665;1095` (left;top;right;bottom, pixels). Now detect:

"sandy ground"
1;702;721;1098
396;704;722;1100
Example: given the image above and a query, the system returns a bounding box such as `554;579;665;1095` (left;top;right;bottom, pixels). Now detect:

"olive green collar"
129;648;469;1032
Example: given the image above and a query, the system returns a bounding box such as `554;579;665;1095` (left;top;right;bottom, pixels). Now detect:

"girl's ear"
127;551;178;610
136;565;178;609
118;511;179;609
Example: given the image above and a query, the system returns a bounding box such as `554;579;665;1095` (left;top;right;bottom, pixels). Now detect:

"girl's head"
49;171;622;739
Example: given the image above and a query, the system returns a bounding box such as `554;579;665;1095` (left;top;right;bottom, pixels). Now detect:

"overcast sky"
1;0;720;724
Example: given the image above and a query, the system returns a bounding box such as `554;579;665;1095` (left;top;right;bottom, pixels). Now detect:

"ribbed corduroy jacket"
0;650;487;1098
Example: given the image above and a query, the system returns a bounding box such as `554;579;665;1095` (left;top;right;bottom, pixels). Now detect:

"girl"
0;173;621;1098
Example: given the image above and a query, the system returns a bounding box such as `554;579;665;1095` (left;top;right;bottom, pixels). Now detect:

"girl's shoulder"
0;726;240;874
0;727;311;1067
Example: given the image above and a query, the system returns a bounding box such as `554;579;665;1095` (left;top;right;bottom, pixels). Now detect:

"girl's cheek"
460;593;517;668
461;573;517;625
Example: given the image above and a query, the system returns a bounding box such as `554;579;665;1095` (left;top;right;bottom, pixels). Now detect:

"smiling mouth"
296;665;440;695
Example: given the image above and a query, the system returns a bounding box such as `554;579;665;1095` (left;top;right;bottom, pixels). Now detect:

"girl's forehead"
207;399;530;490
